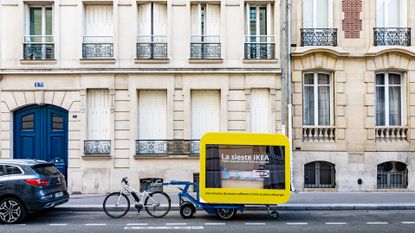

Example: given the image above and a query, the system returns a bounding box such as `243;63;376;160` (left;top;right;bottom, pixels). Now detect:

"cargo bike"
168;133;291;220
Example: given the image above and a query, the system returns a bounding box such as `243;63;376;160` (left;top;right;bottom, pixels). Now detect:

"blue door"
14;105;68;178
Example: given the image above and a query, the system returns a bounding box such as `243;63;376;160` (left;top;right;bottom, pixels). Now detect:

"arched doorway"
13;104;68;178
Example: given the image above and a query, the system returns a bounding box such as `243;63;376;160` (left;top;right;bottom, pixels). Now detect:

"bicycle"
103;177;171;218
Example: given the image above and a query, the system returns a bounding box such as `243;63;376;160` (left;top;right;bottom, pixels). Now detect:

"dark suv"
0;160;69;224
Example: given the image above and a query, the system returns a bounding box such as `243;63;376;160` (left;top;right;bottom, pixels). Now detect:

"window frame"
302;71;334;126
25;4;54;37
302;0;333;28
4;165;24;176
304;161;336;188
375;72;405;126
245;3;272;37
376;0;407;27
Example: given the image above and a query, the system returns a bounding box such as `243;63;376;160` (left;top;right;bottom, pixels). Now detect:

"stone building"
0;0;282;193
291;0;415;191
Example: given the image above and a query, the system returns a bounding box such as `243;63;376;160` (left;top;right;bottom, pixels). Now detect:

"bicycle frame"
118;179;160;208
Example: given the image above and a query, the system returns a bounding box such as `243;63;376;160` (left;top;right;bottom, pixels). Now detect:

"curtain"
318;74;330;125
387;0;400;27
316;0;329;27
303;74;314;125
205;145;222;188
376;74;386;126
303;0;313;28
388;74;401;125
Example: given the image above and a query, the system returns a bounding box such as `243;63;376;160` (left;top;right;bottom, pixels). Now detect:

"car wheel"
0;198;27;224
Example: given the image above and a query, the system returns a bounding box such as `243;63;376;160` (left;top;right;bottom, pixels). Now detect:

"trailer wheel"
270;210;279;219
180;202;195;218
215;208;236;220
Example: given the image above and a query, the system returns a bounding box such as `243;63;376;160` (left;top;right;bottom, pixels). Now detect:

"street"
1;210;415;233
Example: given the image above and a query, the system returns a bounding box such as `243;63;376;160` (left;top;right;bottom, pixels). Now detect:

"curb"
56;204;415;212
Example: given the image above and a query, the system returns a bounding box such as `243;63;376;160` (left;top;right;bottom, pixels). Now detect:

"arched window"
377;161;408;189
304;161;335;188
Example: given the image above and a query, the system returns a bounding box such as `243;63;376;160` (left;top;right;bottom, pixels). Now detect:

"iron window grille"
373;27;411;46
84;140;111;155
244;35;275;59
135;140;200;156
377;162;408;189
23;35;54;60
190;35;221;59
82;36;114;58
304;161;336;188
300;28;337;46
136;36;168;59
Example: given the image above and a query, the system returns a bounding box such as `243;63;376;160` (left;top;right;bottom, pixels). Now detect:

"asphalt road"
1;210;415;233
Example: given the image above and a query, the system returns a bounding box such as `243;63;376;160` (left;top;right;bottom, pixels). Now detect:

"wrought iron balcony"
82;36;114;58
244;35;275;59
136;36;168;59
23;35;54;60
136;139;200;156
84;140;111;155
300;28;337;46
374;27;411;46
190;35;221;59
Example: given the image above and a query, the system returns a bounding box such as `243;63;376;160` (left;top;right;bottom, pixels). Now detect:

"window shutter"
191;91;220;139
206;4;220;35
191;4;200;35
250;89;270;133
138;90;167;139
137;3;151;35
87;90;111;140
85;5;113;36
153;3;167;35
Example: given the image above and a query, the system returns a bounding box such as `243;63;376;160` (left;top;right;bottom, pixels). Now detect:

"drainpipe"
281;0;287;137
287;0;295;192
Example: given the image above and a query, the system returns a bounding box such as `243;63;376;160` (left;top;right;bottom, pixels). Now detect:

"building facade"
291;0;415;191
0;0;282;193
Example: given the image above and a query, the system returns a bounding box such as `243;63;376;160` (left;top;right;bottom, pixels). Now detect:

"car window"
5;165;23;175
0;166;5;176
32;164;60;176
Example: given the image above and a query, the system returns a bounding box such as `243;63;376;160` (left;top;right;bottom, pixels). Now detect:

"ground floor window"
304;161;335;188
377;161;408;189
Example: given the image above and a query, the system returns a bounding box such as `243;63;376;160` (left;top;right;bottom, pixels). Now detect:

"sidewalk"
56;192;415;211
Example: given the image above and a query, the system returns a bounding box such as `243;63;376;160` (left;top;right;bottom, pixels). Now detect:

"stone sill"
303;188;337;192
134;155;199;159
134;58;170;64
82;154;112;159
79;58;116;64
20;59;57;65
242;59;278;64
188;58;223;64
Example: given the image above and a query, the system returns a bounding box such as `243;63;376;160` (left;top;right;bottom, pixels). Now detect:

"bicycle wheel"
103;192;130;218
144;191;171;218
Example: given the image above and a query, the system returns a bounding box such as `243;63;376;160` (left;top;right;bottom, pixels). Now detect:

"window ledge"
82;154;112;159
303;188;336;192
188;58;223;64
80;58;116;64
134;155;199;159
134;58;170;64
242;59;278;64
20;59;57;65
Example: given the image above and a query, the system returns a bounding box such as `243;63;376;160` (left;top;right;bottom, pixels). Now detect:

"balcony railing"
244;35;275;59
84;140;111;155
136;139;200;156
303;126;335;142
190;35;221;59
374;27;411;46
23;35;54;60
300;28;337;46
375;126;408;142
136;35;168;59
82;36;113;58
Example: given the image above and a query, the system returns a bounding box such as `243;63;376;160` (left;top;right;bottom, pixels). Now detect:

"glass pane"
22;114;34;130
376;74;385;85
318;86;330;125
316;0;329;27
389;73;401;85
304;73;314;84
303;86;315;125
318;73;330;84
0;166;5;176
46;8;53;36
387;0;400;26
30;8;42;38
304;163;316;185
249;7;257;36
389;86;401;125
319;162;334;186
303;0;313;28
259;7;267;37
6;166;22;175
376;0;385;27
52;114;64;130
376;86;385;126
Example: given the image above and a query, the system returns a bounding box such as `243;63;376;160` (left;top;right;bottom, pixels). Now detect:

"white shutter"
250;89;270;133
87;90;111;140
206;4;220;35
303;0;313;28
153;3;167;35
138;90;167;139
191;4;200;35
137;3;151;35
191;91;220;139
85;5;113;36
376;0;385;27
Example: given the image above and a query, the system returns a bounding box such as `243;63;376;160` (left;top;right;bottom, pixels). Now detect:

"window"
191;90;220;139
303;0;333;28
303;73;333;126
376;0;407;27
377;161;408;189
24;5;54;60
5;166;23;175
22;114;34;130
304;161;335;188
247;5;269;40
0;166;5;176
250;89;270;133
375;73;403;126
138;90;167;140
87;89;111;140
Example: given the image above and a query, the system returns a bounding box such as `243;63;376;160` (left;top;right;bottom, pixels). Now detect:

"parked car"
0;159;69;224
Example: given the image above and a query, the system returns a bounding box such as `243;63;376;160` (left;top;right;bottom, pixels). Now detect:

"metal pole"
287;0;295;192
281;0;287;136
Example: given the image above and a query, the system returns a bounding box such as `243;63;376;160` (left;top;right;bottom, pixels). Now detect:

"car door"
0;165;6;191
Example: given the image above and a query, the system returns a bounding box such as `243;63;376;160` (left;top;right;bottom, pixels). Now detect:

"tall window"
303;73;332;126
87;89;111;140
376;0;407;27
303;0;332;28
137;3;167;37
375;73;403;126
250;89;270;133
304;161;335;188
246;5;270;41
191;91;220;139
